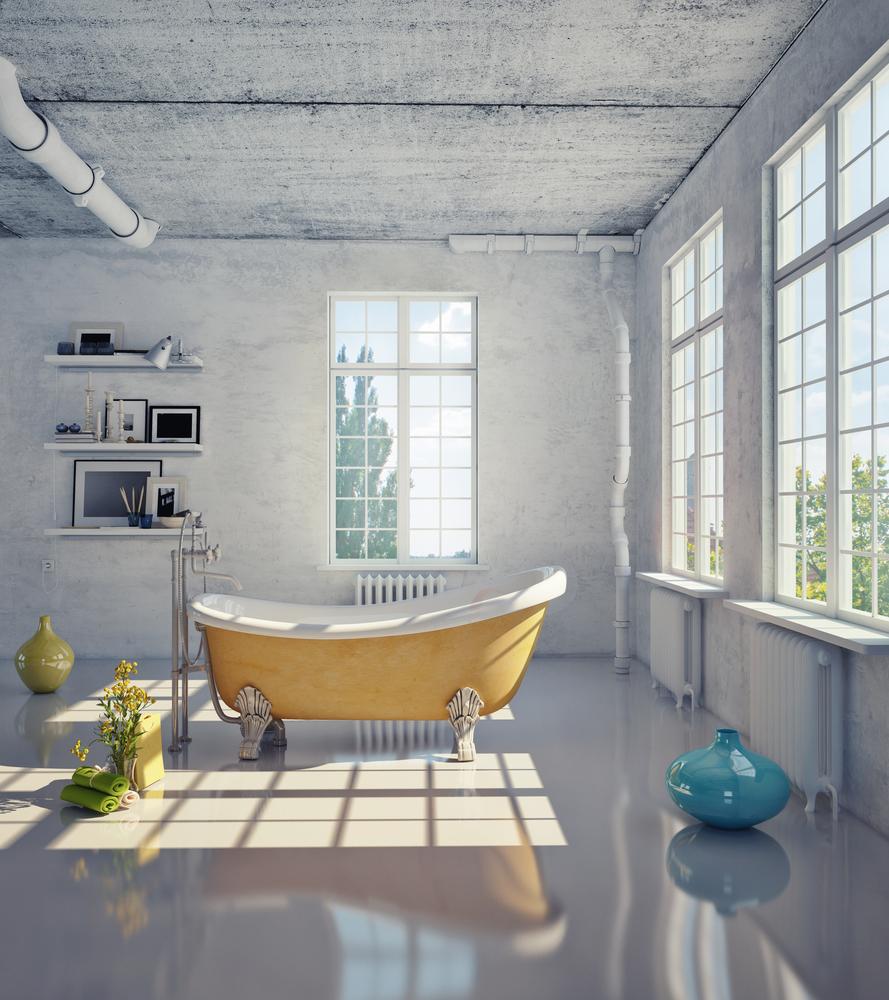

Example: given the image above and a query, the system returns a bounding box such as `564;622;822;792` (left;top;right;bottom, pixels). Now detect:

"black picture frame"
148;405;201;444
72;459;163;527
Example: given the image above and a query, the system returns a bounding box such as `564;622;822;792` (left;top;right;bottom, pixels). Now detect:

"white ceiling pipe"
449;233;637;254
0;57;159;248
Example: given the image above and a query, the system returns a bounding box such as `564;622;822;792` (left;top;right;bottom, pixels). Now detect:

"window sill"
317;563;491;573
636;571;728;599
724;600;889;655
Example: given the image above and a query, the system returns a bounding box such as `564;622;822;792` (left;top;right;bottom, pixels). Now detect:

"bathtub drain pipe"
0;56;159;247
599;246;632;674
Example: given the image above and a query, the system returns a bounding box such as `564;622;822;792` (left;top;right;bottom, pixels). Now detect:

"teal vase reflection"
667;824;790;915
665;728;790;829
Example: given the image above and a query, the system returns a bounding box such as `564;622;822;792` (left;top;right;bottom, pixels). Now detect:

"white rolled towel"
118;789;140;809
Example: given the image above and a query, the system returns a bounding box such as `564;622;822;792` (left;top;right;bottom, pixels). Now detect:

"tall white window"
669;219;725;580
774;60;889;624
330;295;477;565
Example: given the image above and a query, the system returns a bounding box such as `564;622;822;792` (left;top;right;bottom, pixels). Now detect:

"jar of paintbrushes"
120;486;146;528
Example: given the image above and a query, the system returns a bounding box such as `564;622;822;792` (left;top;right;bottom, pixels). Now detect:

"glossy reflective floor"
1;656;888;999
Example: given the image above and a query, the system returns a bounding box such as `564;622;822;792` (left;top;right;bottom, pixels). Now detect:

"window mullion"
825;246;839;617
396;367;410;563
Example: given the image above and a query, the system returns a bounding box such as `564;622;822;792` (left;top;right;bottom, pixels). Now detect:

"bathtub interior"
189;566;567;640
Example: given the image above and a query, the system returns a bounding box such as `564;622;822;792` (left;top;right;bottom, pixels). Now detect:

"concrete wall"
0;238;634;660
634;0;889;834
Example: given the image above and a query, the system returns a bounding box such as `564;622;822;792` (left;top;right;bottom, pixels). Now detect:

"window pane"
806;549;827;602
876;360;889;424
367;499;397;529
840;368;872;429
410;439;440;467
367;531;397;559
875;136;889;207
777;149;801;216
802;191;825;251
804;325;826;381
804;437;827;489
803;128;826;194
840;305;871;370
410;301;439;331
410;531;440;558
335;332;365;363
839;152;872;227
840;86;872;167
778;495;802;545
875;66;889;140
804;381;826;437
778;280;802;338
335;300;365;331
778;335;802;389
875;225;889;297
410;407;440;435
410;375;440;405
778;441;802;492
441;302;472;332
336;531;366;559
410;499;439;529
410;332;439;363
441;531;473;559
805;494;826;547
366;300;397;331
337;469;366;497
779;388;802;440
442;468;472;497
841;430;872;490
336;499;365;529
840;493;872;551
441;333;472;363
877;427;889;489
442;499;472;529
441;438;471;466
778;208;801;267
441;375;472;406
367;333;397;363
839;238;872;310
803;266;826;326
410;469;439;497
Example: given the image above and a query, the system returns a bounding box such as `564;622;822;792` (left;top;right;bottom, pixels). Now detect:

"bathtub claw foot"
447;687;484;763
235;686;273;761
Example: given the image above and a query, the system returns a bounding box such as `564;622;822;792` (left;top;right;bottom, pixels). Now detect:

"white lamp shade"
145;336;173;370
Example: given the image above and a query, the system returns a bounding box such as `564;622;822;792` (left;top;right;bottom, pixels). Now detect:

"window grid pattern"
670;249;695;341
837;225;889;616
776;128;826;268
699;326;725;578
773;57;889;627
838;67;889;229
668;219;725;581
408;374;474;560
776;265;828;603
671;342;696;572
331;296;477;564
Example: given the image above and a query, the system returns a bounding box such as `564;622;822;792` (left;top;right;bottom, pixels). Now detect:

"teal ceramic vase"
666;824;790;914
14;615;75;693
665;728;790;829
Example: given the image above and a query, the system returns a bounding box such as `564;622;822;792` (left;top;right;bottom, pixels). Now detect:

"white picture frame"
146;476;188;520
72;460;162;527
70;322;125;352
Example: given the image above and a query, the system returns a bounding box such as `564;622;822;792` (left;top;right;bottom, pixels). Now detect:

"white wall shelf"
44;442;203;454
44;528;200;538
44;354;203;371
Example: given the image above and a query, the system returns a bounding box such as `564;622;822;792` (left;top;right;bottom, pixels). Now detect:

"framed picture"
105;398;148;442
149;405;201;444
70;322;124;353
73;460;162;527
145;476;188;519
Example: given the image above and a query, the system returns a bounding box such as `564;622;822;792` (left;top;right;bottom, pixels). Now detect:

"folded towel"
72;766;129;798
118;790;140;810
60;783;120;814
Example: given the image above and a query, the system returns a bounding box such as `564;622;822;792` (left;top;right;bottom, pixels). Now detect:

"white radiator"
751;624;843;814
354;572;447;606
650;588;701;708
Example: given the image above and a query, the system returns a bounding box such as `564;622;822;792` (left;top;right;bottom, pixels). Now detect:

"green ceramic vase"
14;616;75;693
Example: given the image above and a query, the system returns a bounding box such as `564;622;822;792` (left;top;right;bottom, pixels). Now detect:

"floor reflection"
667;823;791;915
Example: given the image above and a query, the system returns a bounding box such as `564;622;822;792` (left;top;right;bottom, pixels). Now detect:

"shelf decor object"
72;458;162;527
14;615;75;693
665;728;790;830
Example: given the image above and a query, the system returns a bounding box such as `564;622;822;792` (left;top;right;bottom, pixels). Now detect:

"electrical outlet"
41;559;55;573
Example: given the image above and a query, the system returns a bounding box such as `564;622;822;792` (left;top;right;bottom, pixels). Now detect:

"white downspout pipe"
0;57;159;248
449;229;636;672
599;245;632;674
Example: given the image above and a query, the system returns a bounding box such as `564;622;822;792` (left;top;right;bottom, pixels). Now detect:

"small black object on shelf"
79;343;98;355
95;343;115;355
57;342;75;355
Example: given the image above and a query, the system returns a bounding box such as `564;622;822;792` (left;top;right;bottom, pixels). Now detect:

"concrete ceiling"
0;0;825;241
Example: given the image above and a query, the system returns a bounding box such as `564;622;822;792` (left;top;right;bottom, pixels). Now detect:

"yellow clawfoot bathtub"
190;567;566;761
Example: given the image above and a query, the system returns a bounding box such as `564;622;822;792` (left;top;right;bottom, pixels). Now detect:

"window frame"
328;293;479;568
667;214;725;582
771;54;889;628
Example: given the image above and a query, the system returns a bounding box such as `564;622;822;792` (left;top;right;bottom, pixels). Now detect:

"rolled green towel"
61;783;120;815
72;766;129;798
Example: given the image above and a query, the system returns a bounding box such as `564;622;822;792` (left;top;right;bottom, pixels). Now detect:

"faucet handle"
206;544;222;563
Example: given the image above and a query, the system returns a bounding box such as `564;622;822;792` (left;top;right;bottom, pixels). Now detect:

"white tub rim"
190;566;566;641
